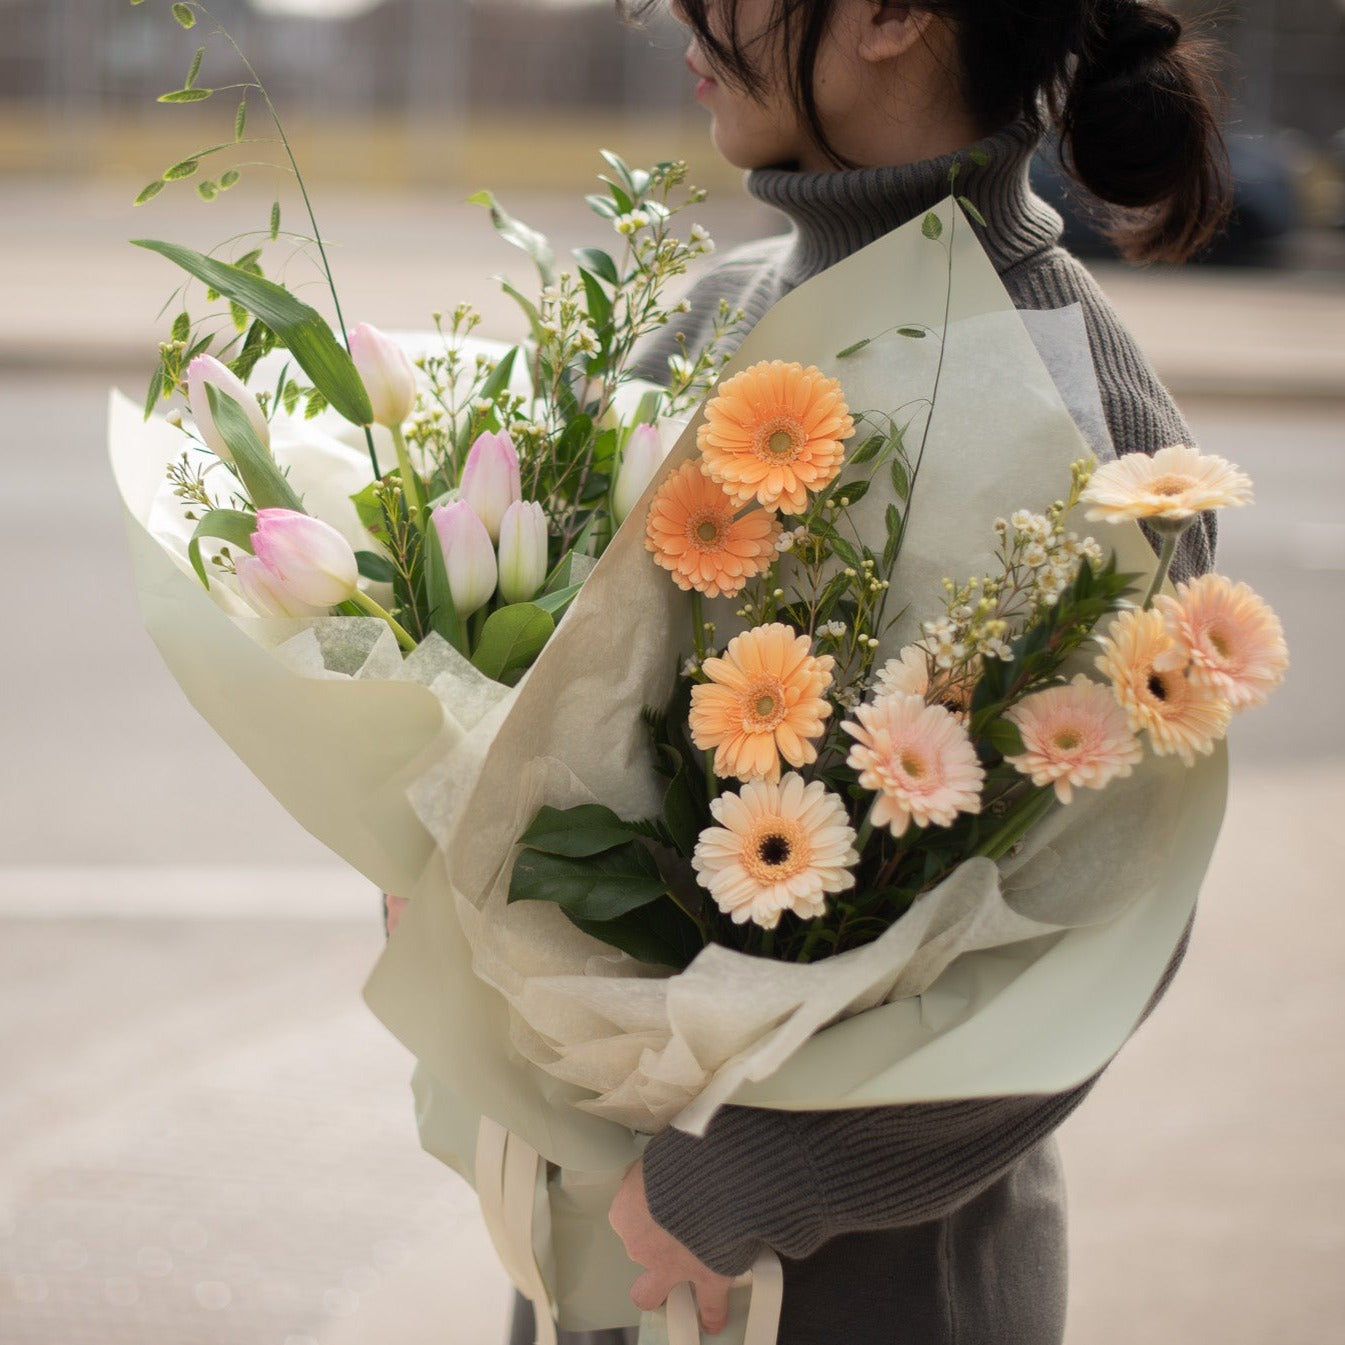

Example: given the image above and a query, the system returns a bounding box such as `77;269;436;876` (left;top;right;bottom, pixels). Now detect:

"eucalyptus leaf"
468;190;555;285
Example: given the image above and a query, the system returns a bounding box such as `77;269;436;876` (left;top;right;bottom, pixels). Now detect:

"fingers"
629;1269;670;1313
695;1277;731;1336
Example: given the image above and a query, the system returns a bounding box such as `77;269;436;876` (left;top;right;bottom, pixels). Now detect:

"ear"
856;2;941;63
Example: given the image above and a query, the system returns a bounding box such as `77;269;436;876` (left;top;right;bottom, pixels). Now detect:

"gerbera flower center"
1208;626;1231;659
1147;673;1169;701
899;750;926;779
689;510;727;549
756;417;803;462
1149;473;1194;498
745;678;788;731
1053;729;1083;751
743;817;809;883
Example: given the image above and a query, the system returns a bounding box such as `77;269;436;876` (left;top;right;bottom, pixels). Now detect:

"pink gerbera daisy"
843;693;984;837
1156;574;1288;710
692;774;859;930
1005;674;1144;804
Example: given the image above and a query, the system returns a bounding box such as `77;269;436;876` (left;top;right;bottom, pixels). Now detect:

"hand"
384;894;409;935
608;1158;735;1336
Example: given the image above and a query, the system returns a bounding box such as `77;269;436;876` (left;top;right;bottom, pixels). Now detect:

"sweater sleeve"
645;915;1193;1276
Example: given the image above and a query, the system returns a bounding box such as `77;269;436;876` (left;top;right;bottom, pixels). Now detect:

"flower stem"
391;424;426;524
348;587;417;652
973;787;1055;862
1142;525;1187;609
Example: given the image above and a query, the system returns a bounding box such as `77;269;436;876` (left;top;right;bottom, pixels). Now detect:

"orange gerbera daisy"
1095;607;1232;765
1156;574;1288;711
645;460;782;599
697;360;854;514
690;623;835;783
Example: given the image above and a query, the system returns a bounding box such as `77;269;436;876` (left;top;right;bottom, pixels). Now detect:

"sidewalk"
0;177;1341;400
1;762;1342;1345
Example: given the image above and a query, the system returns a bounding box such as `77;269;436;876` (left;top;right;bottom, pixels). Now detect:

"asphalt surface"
1;175;1342;1344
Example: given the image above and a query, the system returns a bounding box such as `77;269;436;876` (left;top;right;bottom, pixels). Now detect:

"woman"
572;2;1229;1343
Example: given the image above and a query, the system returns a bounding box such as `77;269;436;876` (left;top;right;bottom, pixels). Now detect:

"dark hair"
627;0;1230;263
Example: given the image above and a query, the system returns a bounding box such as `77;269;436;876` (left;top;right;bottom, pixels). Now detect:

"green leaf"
185;45;204;88
468;190;555;285
967;146;990;167
982;717;1026;759
135;238;374;427
660;752;699;858
355;549;397;584
834;478;869;508
882;503;904;572
573;247;620;285
477;346;518;403
896;327;927;339
836;337;871;359
959;195;987;228
829;535;862;570
890;457;910;501
203;384;303;512
849;434;885;466
134;179;166;205
421;518;468;652
598;149;635;192
269;201;282;240
471;603;554;682
531;581;584;619
172;2;196;28
585;193;620;221
158;88;211;103
567;901;699;969
519;804;646;858
163;158;199;181
171;310;191;343
922;211;944;241
234;99;247;141
187;508;256;588
579;267;613;335
143;366;164;420
197;179;218;202
219;168;240;190
508;844;667;923
499;281;543;346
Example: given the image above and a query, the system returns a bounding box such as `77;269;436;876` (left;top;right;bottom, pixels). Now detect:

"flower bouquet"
362;196;1280;1342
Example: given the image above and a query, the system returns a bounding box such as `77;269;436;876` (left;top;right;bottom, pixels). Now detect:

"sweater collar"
745;119;1063;286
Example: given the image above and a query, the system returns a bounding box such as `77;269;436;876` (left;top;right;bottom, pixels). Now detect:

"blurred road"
0;175;1342;1344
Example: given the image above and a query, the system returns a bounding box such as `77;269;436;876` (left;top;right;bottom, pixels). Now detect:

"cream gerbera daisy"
874;645;931;699
843;693;984;837
1005;674;1144;804
645;460;782;599
692;774;858;929
697;360;854;514
1156;574;1288;710
691;623;835;782
1095;607;1232;765
1082;444;1252;524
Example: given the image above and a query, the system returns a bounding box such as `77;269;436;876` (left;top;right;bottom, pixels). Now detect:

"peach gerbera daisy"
1004;674;1144;804
1082;444;1252;524
697;360;855;514
691;623;835;783
1156;574;1288;710
692;773;859;929
843;693;984;837
1095;607;1232;765
874;646;931;699
645;460;782;599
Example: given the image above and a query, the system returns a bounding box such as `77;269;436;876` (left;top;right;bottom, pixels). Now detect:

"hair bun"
1080;1;1182;88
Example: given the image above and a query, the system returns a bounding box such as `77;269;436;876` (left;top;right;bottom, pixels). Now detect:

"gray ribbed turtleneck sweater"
624;121;1209;1345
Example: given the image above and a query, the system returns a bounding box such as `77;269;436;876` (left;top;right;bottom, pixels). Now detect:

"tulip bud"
186;355;270;466
497;501;549;605
348;322;417;428
460;432;521;542
234;551;328;618
249;508;360;609
612;423;668;524
432;500;498;618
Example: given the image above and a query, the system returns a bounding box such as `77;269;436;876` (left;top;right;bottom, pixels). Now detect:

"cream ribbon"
476;1117;785;1345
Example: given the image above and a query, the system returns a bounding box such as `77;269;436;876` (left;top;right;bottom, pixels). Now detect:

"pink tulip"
460;431;521;542
234;552;328;618
612;423;668;523
248;508;360;609
348;322;417;428
186;354;270;465
497;500;549;604
432;500;498;618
